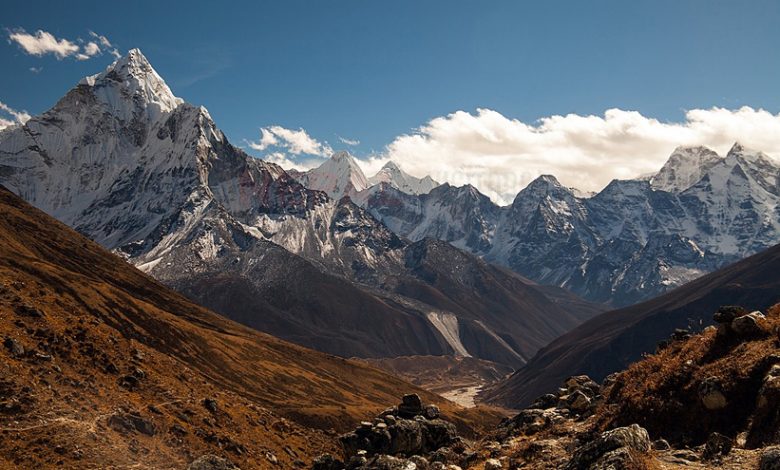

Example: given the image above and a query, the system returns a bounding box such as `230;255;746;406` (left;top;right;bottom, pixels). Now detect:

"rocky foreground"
308;304;780;470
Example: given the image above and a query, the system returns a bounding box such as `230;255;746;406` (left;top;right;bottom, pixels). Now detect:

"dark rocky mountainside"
483;241;780;409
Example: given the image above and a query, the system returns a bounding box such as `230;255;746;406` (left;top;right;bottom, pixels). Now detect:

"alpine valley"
3;46;780;470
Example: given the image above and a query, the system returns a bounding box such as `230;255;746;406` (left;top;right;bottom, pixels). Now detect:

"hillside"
333;304;780;469
482;242;780;409
0;186;498;469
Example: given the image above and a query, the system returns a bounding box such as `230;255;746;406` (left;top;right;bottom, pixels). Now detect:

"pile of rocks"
564;424;652;469
314;394;469;470
713;305;767;341
496;375;602;441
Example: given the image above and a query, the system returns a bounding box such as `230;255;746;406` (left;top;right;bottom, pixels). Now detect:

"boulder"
504;409;554;436
423;405;440;420
187;455;240;470
107;412;155;436
731;311;765;337
529;393;558;410
363;455;415;470
703;432;732;459
564;424;651;470
760;447;780;470
484;458;502;470
420;419;457;451
748;365;780;447
388;419;424;455
699;377;727;410
566;390;592;414
398;394;424;418
313;454;344;470
713;306;746;324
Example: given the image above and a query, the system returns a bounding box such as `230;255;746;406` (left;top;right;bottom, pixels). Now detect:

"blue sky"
3;0;780;200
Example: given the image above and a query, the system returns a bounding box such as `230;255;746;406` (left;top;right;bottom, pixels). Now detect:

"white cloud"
8;29;79;59
29;66;43;74
378;106;780;204
89;31;112;48
262;152;324;172
0;101;31;131
248;125;333;156
83;41;101;57
8;28;120;61
89;31;120;58
338;135;360;146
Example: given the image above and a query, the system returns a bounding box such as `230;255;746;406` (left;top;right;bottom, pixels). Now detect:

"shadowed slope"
483;242;780;409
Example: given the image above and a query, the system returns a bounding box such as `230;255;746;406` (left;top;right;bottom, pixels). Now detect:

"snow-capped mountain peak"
650;145;722;193
367;160;439;195
80;48;183;122
297;151;369;199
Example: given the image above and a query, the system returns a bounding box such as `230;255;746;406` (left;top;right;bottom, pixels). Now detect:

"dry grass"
598;303;780;446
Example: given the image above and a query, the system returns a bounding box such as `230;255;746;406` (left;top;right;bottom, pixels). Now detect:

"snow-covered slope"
367;161;439;195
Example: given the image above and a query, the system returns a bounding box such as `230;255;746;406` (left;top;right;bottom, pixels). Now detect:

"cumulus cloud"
375;106;780;204
0;101;31;131
338;135;360;146
248;125;333;157
7;28;120;61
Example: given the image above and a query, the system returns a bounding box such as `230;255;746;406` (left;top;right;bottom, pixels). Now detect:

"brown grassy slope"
0;187;498;468
482;243;780;408
598;304;780;447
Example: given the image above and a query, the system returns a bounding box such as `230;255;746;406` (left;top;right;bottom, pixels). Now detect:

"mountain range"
348;143;780;306
279;118;780;308
0;49;601;368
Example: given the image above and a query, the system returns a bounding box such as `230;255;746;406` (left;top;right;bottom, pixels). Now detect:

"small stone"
699;377;727;410
423;404;440;419
202;398;218;412
653;439;670;450
312;454;344;470
703;432;732;459
484;458;502;470
3;337;24;356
